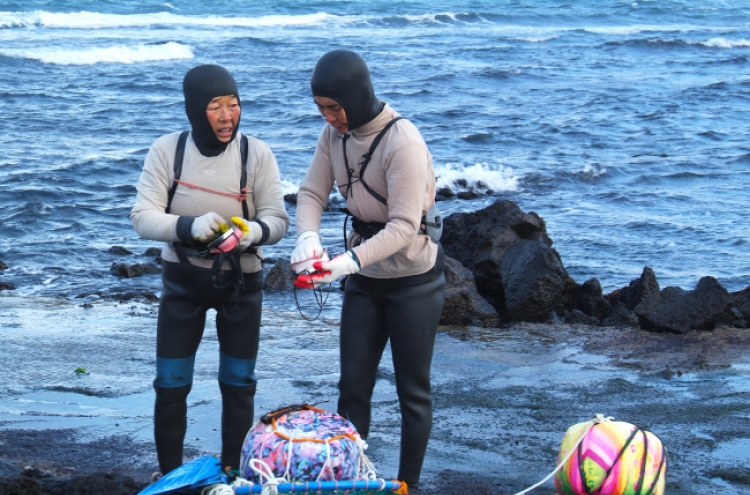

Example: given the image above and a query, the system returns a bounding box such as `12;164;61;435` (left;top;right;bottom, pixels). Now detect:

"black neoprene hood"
183;64;241;157
311;50;383;131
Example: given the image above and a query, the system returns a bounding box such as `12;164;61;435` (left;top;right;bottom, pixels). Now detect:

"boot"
219;382;256;470
154;384;191;474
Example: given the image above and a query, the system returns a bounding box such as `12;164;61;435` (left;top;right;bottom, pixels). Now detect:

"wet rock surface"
1;301;748;494
440;201;750;332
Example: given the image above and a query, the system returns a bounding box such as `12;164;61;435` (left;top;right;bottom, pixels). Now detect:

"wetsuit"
131;64;290;474
296;50;446;489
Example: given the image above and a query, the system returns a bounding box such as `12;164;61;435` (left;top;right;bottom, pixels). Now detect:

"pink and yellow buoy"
554;416;667;495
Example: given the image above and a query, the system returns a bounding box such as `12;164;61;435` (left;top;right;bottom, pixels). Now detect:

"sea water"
0;0;749;301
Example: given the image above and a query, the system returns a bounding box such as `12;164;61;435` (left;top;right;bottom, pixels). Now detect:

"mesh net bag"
240;404;372;484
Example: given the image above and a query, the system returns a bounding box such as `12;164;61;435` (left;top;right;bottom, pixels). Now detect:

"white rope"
201;483;234;495
248;458;287;495
283;436;294;482
510;414;615;495
355;438;379;481
261;483;279;495
232;478;254;490
317;439;334;481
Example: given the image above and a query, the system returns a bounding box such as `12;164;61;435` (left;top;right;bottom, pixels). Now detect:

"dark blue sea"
1;0;749;299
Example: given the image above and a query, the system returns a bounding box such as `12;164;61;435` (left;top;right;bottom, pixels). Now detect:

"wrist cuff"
255;220;270;245
176;216;196;242
347;250;361;269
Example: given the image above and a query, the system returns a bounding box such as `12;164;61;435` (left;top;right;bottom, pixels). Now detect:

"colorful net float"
239;403;407;494
240;404;364;483
554;415;667;495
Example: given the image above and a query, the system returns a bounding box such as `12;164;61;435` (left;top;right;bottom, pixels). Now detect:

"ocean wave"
280;179;299;197
397;12;489;25
515;35;558;43
281;163;519;200
699;37;750;48
0;41;193;65
0;9;492;31
0;10;335;30
579;163;608;180
604;36;750;50
582;24;687;36
435;163;519;195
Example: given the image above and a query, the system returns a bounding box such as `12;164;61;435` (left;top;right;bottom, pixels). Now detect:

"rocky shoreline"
3;199;748;336
1;318;749;495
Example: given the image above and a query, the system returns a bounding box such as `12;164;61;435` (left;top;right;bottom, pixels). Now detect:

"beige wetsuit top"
131;131;290;273
296;103;438;279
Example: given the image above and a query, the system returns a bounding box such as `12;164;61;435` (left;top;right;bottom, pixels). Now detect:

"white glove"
290;231;324;265
294;251;360;289
231;216;260;250
191;212;227;242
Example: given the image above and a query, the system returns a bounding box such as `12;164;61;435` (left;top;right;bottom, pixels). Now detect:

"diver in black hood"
183;64;241;156
292;50;445;492
310;49;383;132
131;64;289;477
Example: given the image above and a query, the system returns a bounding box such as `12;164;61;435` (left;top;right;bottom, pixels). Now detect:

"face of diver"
314;95;349;134
206;95;240;143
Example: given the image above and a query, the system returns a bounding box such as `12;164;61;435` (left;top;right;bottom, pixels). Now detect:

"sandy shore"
0;295;749;494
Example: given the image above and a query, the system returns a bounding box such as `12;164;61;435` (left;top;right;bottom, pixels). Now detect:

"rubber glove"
290;231;324;266
294;251;360;289
231;216;260;250
192;212;227;242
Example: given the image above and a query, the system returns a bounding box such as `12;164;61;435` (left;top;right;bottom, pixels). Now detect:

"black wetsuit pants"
154;260;262;474
337;271;446;488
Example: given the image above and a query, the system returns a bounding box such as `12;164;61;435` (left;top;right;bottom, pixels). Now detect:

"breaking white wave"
0;41;193;65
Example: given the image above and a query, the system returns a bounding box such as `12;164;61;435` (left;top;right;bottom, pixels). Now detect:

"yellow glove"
231;216;259;250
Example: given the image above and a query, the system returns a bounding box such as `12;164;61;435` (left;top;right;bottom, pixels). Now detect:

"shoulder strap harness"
342;117;440;241
350;116;403;205
166;131;263;287
166;130;250;220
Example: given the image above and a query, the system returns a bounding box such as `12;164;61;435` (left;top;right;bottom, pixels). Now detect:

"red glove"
294;251;360;289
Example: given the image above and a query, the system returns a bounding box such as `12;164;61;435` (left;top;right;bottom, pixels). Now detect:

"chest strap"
166;130;249;219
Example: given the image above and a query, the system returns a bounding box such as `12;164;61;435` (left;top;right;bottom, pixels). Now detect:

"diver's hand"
294;251;360;289
290;231;324;267
231;216;260;250
191;212;227;242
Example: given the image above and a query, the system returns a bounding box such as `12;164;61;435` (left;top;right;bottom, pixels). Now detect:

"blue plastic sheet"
137;455;229;495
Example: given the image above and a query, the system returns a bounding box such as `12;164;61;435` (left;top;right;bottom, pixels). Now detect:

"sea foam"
0;41;194;65
0;10;336;30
